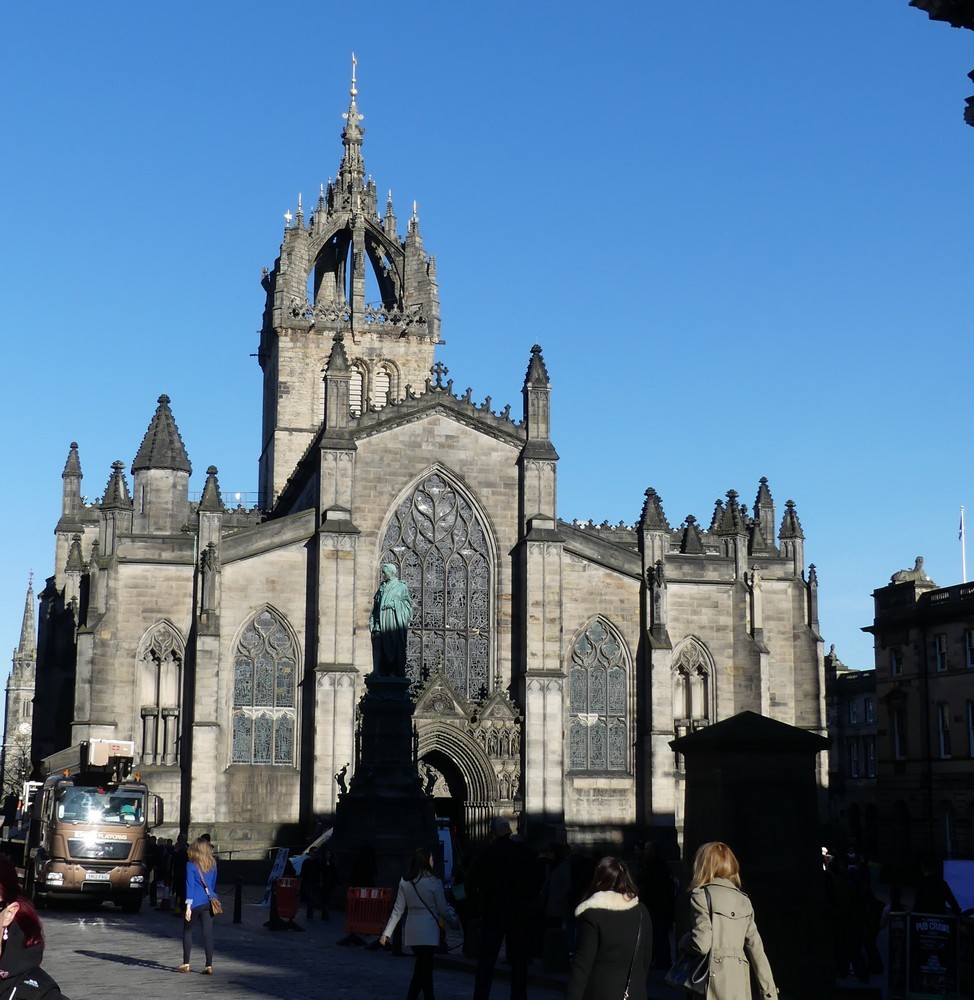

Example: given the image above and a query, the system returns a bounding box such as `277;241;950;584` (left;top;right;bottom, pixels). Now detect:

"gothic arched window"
349;366;365;416
231;609;297;765
568;619;630;773
378;471;491;701
672;640;713;770
372;366;391;410
137;622;183;766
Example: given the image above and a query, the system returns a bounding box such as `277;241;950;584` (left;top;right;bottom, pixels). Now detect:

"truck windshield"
55;787;146;826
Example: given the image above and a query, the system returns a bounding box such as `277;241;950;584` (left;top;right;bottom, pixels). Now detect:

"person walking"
379;847;456;1000
678;841;777;1000
466;817;541;1000
0;855;70;999
565;856;652;1000
180;837;218;975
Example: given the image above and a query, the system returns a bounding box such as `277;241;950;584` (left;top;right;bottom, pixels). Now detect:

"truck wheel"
120;895;142;914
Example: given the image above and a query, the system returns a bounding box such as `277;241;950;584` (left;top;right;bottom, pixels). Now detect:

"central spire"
339;53;365;189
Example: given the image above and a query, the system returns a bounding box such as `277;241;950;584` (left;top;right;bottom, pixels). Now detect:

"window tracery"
231;609;297;765
379;472;491;700
673;640;712;770
138;623;183;766
568;619;630;772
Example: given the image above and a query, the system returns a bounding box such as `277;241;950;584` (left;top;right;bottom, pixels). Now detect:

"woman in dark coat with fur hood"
0;856;69;999
565;856;652;1000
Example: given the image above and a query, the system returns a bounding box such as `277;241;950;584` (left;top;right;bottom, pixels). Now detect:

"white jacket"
382;874;456;947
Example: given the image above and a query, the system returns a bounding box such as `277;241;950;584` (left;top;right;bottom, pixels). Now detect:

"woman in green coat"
679;842;777;1000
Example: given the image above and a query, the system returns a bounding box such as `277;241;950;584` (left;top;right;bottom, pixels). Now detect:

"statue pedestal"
330;675;437;889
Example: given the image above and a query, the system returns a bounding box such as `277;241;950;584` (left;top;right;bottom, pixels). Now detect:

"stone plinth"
330;675;437;889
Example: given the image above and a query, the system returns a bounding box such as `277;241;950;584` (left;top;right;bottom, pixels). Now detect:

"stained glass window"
567;619;630;772
378;472;491;700
231;609;297;765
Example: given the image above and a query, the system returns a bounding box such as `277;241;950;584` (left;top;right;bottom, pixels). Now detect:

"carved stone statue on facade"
891;556;936;589
335;763;348;796
369;563;413;677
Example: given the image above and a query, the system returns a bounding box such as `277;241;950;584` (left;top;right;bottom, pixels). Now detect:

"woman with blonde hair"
677;841;776;999
566;856;652;1000
180;836;218;974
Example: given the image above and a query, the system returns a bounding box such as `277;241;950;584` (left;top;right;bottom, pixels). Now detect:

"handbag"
665;887;712;994
200;872;222;916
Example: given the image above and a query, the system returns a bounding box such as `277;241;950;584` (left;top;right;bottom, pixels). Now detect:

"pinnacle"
102;460;132;508
198;466;224;513
132;395;192;475
779;499;804;540
62;442;82;479
639;487;670;531
524;345;550;388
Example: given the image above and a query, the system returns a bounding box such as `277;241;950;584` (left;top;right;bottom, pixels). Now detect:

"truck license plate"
84;872;111;881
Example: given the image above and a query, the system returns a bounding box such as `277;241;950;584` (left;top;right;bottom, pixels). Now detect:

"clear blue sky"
2;2;970;681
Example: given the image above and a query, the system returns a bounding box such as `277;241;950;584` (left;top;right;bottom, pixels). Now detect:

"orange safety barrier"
344;887;394;936
275;877;299;920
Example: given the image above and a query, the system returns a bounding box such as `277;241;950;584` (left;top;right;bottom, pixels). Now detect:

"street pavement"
36;887;565;1000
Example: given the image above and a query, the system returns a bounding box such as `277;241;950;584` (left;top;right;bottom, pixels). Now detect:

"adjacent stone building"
824;645;878;855
864;559;974;868
28;75;827;854
2;580;36;800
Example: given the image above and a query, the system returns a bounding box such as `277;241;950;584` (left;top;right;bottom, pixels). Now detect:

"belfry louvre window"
568;620;629;772
379;472;491;701
231;610;296;765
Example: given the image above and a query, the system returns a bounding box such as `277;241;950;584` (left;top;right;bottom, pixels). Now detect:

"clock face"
17;723;30;736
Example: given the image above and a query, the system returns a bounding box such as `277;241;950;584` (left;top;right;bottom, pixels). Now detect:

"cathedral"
26;73;827;853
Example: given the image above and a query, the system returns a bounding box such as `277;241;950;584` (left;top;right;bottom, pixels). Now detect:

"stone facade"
824;646;878;856
27;75;826;855
864;560;974;868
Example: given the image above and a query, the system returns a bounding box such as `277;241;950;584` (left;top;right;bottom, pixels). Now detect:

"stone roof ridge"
639;488;670;531
198;465;224;513
355;376;521;431
132;395;192;475
524;344;550;388
16;576;36;656
62;441;82;479
778;499;804;539
101;461;132;509
569;517;636;532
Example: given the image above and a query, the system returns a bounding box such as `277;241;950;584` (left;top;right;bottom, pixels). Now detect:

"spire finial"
351;51;357;96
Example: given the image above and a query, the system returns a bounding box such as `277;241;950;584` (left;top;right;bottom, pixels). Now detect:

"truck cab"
27;740;163;913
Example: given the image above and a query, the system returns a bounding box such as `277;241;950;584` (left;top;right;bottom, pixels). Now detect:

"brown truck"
23;740;163;912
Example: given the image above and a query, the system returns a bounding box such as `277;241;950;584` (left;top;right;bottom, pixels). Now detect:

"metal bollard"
233;877;242;924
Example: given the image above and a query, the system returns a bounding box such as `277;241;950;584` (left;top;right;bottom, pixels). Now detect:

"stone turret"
779;500;805;576
131;395;192;534
519;345;558;529
750;477;777;554
258;59;441;507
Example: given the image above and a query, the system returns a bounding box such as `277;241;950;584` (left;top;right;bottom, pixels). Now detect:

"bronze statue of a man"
369;563;413;677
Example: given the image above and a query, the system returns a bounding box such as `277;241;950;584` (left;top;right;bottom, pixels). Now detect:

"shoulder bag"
200;871;223;916
622;907;643;1000
664;886;711;995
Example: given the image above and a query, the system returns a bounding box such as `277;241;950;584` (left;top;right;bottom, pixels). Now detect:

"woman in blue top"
179;837;218;974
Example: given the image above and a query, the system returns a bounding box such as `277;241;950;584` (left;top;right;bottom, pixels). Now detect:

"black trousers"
474;918;529;1000
407;945;436;1000
182;906;214;967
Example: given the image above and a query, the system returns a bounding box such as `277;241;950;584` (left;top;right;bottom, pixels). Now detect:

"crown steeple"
338;54;365;192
